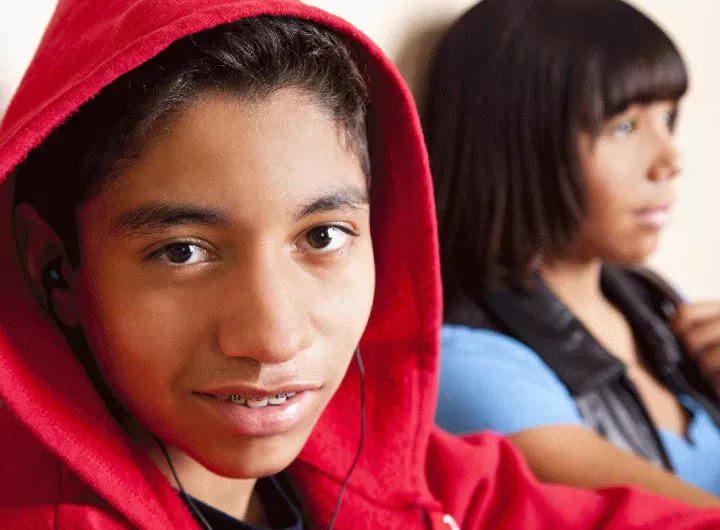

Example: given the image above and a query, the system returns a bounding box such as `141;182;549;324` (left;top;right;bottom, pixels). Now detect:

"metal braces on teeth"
223;392;297;407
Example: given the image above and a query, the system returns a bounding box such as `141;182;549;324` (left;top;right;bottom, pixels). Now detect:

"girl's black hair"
14;15;369;264
424;0;687;295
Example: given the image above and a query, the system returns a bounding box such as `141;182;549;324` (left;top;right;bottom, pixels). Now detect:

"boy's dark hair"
424;0;687;295
14;16;369;264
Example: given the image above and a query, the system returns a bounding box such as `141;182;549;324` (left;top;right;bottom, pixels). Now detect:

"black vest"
445;266;720;469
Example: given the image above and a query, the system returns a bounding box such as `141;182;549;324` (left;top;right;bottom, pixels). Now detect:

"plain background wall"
2;0;718;298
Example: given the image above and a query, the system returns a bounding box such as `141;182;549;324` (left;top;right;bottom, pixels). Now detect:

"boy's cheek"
76;277;202;393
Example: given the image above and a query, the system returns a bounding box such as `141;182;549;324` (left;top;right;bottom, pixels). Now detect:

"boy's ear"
13;203;79;327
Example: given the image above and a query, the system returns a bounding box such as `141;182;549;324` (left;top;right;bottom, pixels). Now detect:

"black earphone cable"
154;434;214;530
155;346;366;530
327;346;365;530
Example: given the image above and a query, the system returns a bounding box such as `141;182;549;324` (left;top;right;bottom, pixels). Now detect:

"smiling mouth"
196;389;309;437
205;392;298;408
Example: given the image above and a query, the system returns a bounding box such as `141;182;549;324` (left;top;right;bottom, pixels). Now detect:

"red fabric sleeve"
427;428;720;529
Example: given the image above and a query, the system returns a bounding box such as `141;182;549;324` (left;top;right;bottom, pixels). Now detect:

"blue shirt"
436;325;720;496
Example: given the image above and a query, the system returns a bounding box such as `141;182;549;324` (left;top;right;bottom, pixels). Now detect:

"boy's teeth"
247;396;268;408
268;394;287;405
229;395;246;405
216;392;296;407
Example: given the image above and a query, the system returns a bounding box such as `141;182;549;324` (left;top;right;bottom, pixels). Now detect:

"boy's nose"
216;254;313;364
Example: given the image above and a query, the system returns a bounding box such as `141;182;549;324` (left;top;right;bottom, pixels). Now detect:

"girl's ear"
13;203;79;326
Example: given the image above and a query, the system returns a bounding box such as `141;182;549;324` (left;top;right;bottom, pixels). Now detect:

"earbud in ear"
41;257;69;292
40;257;79;327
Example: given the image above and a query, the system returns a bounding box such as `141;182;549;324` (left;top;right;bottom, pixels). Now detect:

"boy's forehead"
82;91;369;231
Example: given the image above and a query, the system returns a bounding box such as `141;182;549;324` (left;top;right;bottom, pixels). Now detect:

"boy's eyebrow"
112;202;228;235
111;186;369;235
294;186;370;221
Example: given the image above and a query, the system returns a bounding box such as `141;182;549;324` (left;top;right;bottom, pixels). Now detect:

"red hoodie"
1;1;720;529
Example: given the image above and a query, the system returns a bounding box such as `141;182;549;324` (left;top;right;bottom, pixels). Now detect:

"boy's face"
74;89;374;477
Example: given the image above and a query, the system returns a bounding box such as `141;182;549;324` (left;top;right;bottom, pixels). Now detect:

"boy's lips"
193;383;321;437
195;390;313;437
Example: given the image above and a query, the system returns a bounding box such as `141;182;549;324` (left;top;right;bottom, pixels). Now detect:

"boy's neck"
148;443;265;524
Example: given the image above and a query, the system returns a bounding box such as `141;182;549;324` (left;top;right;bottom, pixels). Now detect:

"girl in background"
427;0;720;505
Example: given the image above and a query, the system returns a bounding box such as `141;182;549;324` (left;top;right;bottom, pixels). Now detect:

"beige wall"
0;2;55;111
2;1;718;298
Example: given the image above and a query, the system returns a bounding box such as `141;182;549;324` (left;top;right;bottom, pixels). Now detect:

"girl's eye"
147;242;210;266
663;110;678;132
301;225;357;253
612;118;637;138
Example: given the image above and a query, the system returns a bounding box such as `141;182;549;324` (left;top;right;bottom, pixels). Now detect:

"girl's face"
73;88;375;478
575;100;682;264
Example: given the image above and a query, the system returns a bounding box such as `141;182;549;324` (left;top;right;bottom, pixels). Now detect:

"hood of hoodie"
0;0;442;526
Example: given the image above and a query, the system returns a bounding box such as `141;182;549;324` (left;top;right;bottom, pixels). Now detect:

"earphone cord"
327;346;365;530
154;434;214;530
155;346;366;530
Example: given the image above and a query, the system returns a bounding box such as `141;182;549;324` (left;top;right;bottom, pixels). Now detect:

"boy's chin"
204;455;294;480
189;435;310;479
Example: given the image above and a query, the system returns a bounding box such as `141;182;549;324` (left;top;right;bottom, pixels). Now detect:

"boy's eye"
301;225;357;253
147;242;210;266
612;118;637;138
